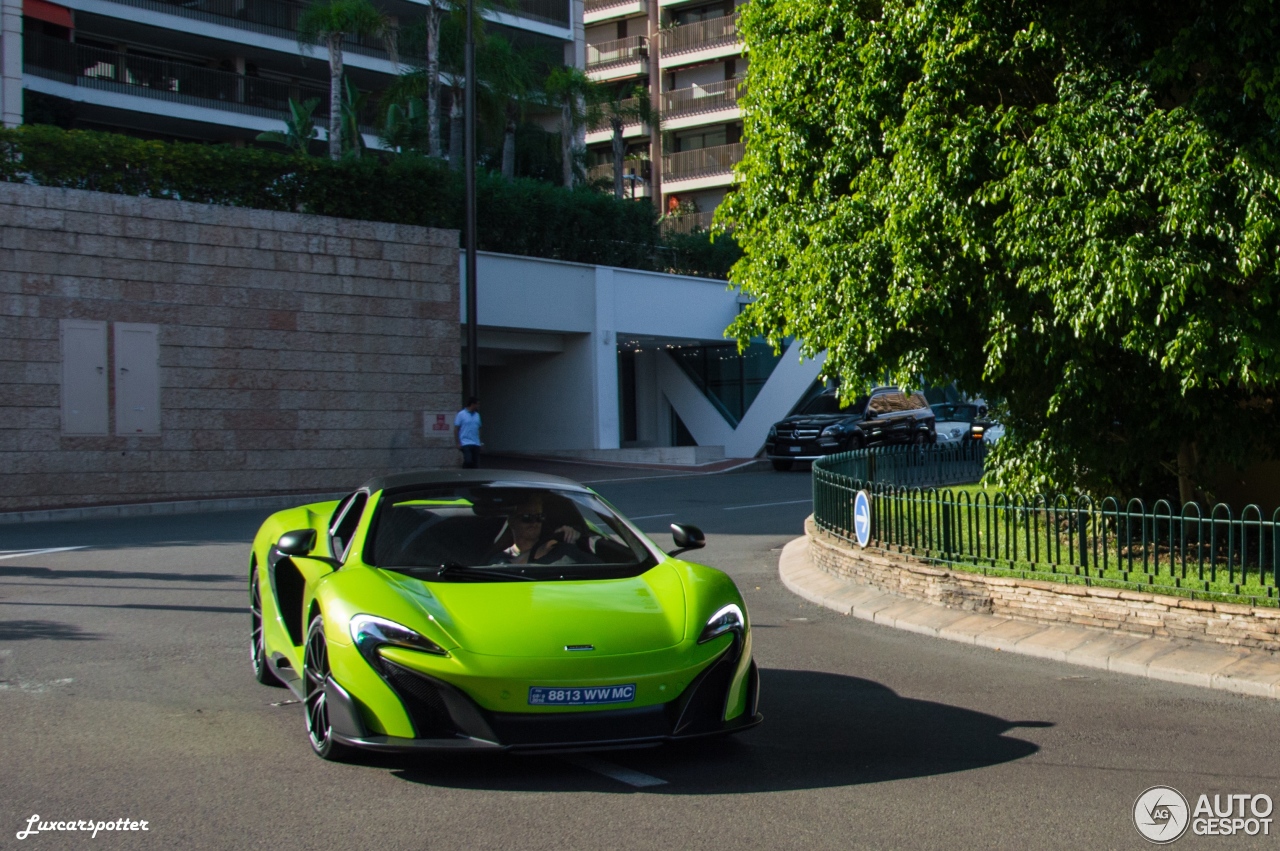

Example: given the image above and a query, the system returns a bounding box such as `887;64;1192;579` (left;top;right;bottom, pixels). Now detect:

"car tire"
250;566;284;687
912;431;928;447
303;614;358;762
771;459;793;472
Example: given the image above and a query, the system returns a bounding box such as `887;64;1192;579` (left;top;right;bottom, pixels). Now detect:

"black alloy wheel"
250;566;282;687
303;615;356;761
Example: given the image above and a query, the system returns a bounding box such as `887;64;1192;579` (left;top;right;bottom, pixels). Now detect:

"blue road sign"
854;490;871;548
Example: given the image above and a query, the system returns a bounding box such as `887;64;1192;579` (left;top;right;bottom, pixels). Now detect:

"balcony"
662;140;743;187
660;77;741;129
660;210;717;234
24;34;376;127
658;13;740;65
586;36;649;80
587;160;653;197
584;0;647;25
85;0;403;64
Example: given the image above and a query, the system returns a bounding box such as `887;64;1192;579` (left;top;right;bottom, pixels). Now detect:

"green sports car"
249;470;761;760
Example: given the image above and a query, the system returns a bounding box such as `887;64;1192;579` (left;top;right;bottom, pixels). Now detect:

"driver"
497;496;594;565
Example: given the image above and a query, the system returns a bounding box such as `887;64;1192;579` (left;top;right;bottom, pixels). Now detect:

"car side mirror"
276;529;317;556
978;406;988;418
865;410;878;420
668;523;706;557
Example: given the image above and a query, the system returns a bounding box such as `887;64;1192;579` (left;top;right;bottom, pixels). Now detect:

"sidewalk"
779;536;1280;699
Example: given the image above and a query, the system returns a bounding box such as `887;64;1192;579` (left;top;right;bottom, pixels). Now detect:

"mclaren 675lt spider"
249;470;761;759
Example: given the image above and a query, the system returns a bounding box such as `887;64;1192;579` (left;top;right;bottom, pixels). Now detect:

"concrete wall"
0;183;460;511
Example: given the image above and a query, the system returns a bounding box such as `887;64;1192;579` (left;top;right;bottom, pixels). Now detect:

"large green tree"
725;0;1280;501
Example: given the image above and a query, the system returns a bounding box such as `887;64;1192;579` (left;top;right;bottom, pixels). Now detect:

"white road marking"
561;755;667;788
627;513;676;521
0;547;87;561
723;498;812;511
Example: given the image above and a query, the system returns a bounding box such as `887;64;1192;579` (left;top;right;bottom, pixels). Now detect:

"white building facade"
464;251;823;460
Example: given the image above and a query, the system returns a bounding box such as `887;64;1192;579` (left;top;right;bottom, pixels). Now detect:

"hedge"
0;125;739;278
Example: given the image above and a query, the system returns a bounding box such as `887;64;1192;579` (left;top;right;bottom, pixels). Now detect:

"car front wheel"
303;615;357;762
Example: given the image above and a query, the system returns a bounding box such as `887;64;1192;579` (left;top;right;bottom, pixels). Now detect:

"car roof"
361;468;590;494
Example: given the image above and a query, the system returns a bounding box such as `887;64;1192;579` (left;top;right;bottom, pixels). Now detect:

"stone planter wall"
806;517;1280;652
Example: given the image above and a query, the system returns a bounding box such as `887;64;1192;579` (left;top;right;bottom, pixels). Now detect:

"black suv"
765;387;936;471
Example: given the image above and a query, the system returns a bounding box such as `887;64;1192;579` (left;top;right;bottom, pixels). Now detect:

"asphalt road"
2;464;1278;850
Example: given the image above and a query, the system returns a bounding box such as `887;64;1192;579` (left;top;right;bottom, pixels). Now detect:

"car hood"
776;414;859;428
382;564;687;658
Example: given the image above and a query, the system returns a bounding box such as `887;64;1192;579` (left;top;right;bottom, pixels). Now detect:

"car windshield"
362;483;656;580
931;404;980;422
801;394;868;416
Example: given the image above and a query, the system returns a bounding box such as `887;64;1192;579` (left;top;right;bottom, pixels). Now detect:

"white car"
929;401;1004;444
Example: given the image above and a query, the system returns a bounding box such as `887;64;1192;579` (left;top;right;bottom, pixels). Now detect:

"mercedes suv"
765;387;936;471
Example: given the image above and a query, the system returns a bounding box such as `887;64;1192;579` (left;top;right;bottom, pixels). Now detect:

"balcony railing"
659;12;739;56
24;34;376;126
662;141;743;181
586;36;649;70
661;210;717;234
661;77;742;119
587;96;645;133
584;0;646;14
588;159;652;184
505;0;571;27
85;0;403;62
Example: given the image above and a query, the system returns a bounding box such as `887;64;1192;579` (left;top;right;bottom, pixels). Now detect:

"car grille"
776;427;821;440
484;704;673;747
379;660;461;739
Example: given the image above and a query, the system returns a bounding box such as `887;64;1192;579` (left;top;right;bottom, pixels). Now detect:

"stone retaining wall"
0;183;460;510
806;517;1280;652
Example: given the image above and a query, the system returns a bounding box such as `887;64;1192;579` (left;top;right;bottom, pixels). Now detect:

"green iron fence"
813;444;1280;606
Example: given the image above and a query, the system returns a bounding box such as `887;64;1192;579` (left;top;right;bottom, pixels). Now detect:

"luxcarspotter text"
17;815;150;839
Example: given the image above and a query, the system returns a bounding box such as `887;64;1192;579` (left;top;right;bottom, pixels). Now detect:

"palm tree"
589;83;656;198
256;97;320;154
478;35;541;179
545;66;596;188
297;0;396;160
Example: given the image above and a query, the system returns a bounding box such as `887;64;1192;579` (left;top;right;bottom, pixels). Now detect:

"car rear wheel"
250;566;283;687
771;459;793;472
304;615;357;762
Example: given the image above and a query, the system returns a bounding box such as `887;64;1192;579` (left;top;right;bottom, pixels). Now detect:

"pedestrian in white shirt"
454;397;482;468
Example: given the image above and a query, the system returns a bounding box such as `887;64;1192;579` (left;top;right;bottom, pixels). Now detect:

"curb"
779;536;1280;699
0;492;349;526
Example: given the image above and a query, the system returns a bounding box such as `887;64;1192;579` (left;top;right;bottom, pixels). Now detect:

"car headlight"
820;424;844;437
350;614;448;665
768;425;777;438
698;603;745;644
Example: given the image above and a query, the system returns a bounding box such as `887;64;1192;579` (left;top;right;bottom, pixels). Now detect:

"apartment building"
582;0;742;231
1;0;578;145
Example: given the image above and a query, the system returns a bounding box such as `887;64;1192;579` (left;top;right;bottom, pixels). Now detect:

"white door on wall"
114;323;161;435
60;319;109;435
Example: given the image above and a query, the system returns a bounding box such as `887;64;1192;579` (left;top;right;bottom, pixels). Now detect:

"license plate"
528;684;636;706
789;446;803;453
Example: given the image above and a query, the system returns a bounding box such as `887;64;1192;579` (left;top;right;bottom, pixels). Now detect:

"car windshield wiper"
425;562;536;582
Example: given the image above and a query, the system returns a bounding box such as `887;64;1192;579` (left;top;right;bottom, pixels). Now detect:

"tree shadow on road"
0;619;103;641
386;668;1051;794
